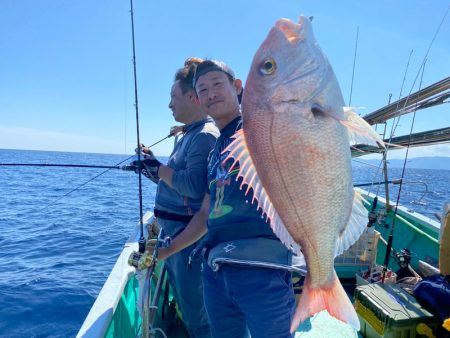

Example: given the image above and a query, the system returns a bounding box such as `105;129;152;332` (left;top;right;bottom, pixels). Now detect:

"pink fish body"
225;16;384;332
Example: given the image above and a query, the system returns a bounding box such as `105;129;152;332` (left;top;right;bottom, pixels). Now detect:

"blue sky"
1;0;449;158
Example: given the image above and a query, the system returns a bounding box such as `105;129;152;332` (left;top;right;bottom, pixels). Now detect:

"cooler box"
354;283;440;338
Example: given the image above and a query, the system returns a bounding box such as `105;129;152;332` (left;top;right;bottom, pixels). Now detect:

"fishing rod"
381;61;427;282
354;179;402;188
34;133;176;212
387;49;413;141
0;135;175;170
376;4;449;282
388;4;449;138
0;163;124;169
129;0;146;254
356;94;392;229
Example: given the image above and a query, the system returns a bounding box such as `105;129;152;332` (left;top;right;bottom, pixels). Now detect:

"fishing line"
357;94;392;198
362;3;448;238
371;4;448;226
352;158;386;170
348;26;359;107
386;49;413;145
388;4;449;138
4;133;174;214
38;155;134;212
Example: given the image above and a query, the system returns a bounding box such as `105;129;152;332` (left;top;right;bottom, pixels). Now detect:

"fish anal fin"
335;190;368;257
223;129;302;256
290;271;360;333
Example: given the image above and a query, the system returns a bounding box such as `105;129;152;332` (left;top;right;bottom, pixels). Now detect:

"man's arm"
167;132;216;198
158;164;174;186
158;193;210;260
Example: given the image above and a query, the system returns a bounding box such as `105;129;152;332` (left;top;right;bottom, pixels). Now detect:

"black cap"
192;60;235;89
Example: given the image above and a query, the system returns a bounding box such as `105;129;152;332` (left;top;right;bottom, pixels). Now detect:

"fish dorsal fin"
341;107;385;148
334;190;369;257
223;129;303;258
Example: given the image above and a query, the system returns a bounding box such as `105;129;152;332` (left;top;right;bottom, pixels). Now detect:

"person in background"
136;58;218;338
157;59;296;338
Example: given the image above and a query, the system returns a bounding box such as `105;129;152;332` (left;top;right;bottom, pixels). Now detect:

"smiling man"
158;60;296;338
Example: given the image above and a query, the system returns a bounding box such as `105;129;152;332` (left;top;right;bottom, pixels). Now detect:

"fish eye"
260;58;277;75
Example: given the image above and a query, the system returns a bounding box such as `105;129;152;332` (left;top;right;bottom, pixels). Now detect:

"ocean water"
0;149;449;337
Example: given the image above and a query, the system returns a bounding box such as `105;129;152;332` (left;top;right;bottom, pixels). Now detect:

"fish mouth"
275;17;304;43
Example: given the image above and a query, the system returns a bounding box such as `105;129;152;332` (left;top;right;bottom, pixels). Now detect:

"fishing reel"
394;248;412;268
128;251;145;269
366;197;388;229
393;248;418;280
128;234;170;270
376;209;388;229
367;210;378;227
128;239;158;270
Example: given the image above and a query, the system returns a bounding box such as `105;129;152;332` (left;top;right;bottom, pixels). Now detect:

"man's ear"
189;92;200;105
234;79;243;93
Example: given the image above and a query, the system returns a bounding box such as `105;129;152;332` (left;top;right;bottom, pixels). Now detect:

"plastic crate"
354;283;440;338
335;227;380;266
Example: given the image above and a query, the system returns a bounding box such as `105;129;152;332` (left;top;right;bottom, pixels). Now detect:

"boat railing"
77;211;154;337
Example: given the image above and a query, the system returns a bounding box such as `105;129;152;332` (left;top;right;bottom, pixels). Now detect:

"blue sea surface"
0;149;157;338
0;149;449;337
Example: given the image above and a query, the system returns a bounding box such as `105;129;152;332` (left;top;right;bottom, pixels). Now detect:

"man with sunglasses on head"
157;59;296;338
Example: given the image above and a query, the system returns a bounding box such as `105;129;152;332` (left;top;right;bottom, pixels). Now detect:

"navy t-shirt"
205;116;279;248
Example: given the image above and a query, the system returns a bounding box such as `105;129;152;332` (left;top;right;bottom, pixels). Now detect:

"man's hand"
148;220;161;238
142;155;161;178
137;238;158;270
130;145;162;184
170;125;185;136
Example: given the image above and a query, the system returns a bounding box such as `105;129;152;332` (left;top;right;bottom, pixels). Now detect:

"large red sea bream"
225;16;384;331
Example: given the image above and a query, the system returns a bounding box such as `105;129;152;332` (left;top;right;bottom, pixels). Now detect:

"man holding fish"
158;59;296;337
157;15;383;337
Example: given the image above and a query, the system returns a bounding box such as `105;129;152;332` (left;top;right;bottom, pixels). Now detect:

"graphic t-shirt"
205;116;279;248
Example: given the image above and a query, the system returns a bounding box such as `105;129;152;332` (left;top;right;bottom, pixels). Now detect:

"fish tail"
290;271;360;333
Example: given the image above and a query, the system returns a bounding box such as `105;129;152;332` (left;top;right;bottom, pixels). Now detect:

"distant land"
353;156;450;170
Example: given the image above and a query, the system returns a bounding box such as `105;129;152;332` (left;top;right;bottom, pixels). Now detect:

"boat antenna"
129;0;146;253
348;26;359;107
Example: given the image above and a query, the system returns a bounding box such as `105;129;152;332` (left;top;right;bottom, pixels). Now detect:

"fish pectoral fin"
341;107;385;147
334;190;368;257
311;102;346;121
223;129;302;255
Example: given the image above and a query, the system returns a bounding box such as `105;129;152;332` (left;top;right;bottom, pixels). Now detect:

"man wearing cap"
136;58;218;338
158;60;296;338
